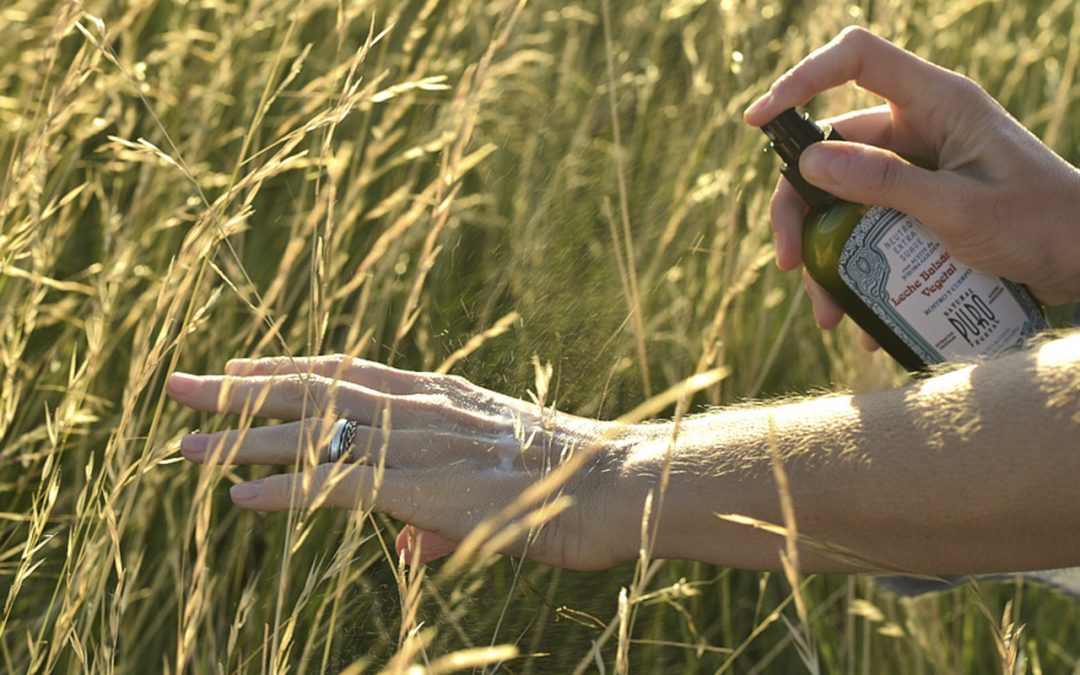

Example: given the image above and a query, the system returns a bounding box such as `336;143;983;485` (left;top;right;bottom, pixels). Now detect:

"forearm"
615;331;1080;574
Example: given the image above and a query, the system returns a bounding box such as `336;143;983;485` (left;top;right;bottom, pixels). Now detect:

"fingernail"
799;144;843;185
181;433;211;457
167;372;201;396
224;359;245;374
231;482;261;502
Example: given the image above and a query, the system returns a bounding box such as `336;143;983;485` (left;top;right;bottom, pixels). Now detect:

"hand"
745;26;1080;347
167;356;635;570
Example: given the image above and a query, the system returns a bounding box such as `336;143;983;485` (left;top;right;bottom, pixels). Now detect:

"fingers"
396;525;460;565
180;419;334;465
766;107;903;271
798;140;964;226
859;330;881;353
799;270;879;348
180;419;495;469
820;106;937;169
224;355;428;395
770;177;807;270
229;463;423;519
167;372;348;420
166;371;492;431
744;26;960;126
219;356;516;422
823;105;893;149
803;268;844;329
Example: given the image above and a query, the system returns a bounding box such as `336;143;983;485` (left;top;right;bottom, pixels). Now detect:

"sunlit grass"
2;0;1078;671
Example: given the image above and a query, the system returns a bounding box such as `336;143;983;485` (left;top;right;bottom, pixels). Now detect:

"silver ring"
327;418;360;462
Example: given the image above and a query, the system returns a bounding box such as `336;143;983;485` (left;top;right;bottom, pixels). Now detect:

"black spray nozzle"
760;108;843;212
762;109;825;163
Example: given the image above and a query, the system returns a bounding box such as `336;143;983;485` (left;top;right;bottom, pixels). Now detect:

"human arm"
744;26;1080;347
626;331;1080;574
170;331;1080;574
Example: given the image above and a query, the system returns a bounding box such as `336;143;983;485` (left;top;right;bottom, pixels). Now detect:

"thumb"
799;141;959;225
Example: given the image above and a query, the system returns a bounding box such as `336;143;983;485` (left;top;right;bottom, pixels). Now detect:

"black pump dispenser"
761;109;843;212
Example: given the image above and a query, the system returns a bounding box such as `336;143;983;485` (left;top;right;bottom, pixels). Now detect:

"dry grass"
2;0;1079;672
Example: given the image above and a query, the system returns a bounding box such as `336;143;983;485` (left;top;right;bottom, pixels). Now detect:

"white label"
838;207;1045;364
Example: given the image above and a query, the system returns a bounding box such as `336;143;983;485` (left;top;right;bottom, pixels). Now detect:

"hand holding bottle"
744;26;1080;342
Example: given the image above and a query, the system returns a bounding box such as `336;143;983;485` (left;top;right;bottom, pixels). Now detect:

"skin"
171;27;1080;573
170;358;632;570
744;26;1080;348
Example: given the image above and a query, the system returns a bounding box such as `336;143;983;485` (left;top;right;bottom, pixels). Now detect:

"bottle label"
838;207;1045;364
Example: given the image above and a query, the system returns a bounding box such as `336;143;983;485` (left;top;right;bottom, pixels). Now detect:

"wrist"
551;420;653;570
603;412;817;571
577;421;672;566
606;420;728;565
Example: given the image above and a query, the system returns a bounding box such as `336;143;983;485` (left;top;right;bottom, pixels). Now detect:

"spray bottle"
761;108;1047;371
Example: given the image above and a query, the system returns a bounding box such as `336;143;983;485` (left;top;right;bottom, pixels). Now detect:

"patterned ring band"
327;418;360;463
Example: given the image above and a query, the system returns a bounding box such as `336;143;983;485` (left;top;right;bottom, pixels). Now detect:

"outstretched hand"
168;356;634;570
745;26;1080;347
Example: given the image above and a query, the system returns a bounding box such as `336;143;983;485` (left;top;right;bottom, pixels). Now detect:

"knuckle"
277;373;337;411
279;374;308;403
417;392;454;410
444;374;471;390
407;370;435;388
949;73;990;105
836;24;870;46
769;68;811;107
327;353;352;371
310;374;341;407
264;357;292;374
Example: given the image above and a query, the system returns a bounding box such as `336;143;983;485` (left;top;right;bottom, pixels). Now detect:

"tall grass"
2;0;1078;671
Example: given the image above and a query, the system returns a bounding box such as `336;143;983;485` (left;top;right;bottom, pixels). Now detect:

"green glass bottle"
761;109;1047;371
